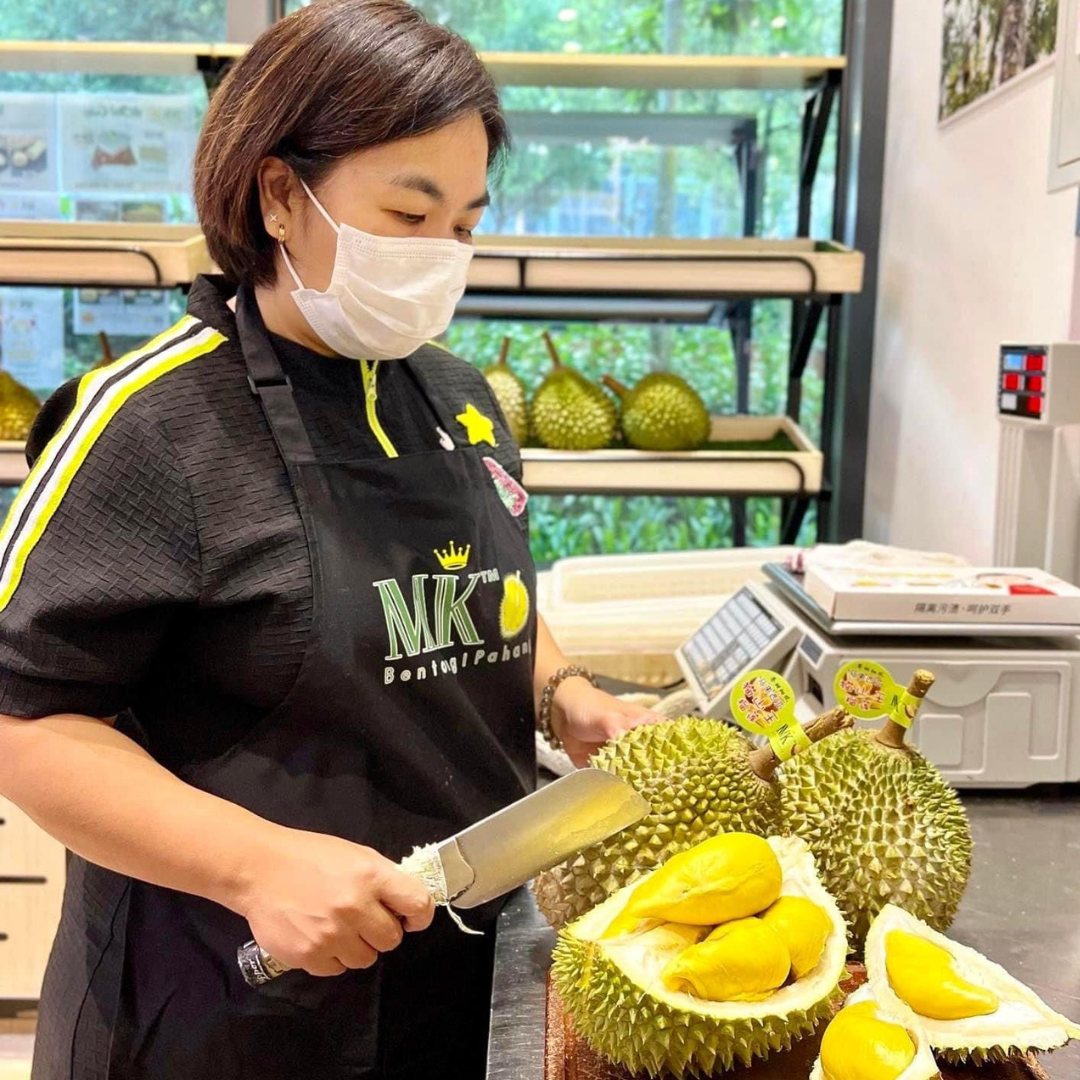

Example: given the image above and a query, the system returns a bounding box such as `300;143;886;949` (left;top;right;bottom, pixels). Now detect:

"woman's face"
261;111;491;293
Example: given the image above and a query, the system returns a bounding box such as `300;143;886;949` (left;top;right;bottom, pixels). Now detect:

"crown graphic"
434;540;471;571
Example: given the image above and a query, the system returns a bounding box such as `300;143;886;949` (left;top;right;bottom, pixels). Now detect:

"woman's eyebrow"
389;173;490;210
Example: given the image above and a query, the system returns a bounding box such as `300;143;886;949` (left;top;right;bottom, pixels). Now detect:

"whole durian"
552;834;849;1078
603;372;711;451
480;336;529;445
0;370;41;440
781;671;972;953
530;331;617;450
533;709;853;929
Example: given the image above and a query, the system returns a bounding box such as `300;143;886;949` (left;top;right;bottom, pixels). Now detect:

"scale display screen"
682;586;784;698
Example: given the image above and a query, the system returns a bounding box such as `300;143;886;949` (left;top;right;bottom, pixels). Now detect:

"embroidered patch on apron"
483;456;528;518
456;403;497;447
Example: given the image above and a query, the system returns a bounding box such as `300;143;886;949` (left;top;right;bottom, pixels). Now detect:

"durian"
530;332;617;450
552;834;848;1078
781;671;972;951
480;336;529;445
810;985;939;1080
602;372;710;451
0;370;40;440
533;708;854;929
864;904;1080;1065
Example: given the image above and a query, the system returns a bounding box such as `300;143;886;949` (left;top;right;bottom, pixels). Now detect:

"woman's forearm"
0;712;275;914
534;614;572;715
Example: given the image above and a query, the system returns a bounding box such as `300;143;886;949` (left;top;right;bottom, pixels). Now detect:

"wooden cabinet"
0;796;65;1001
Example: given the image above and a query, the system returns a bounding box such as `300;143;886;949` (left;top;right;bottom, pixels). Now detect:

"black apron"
32;288;537;1080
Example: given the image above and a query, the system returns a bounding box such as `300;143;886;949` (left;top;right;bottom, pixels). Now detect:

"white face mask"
280;178;474;360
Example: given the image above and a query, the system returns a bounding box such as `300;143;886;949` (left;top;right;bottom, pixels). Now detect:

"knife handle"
237;940;292;987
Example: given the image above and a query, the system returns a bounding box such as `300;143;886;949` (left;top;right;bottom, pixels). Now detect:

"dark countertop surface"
486;786;1080;1079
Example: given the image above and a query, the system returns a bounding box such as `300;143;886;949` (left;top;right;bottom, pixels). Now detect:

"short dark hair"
194;0;509;287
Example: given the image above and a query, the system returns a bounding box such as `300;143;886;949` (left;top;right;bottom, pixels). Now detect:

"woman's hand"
239;827;435;977
550;678;665;768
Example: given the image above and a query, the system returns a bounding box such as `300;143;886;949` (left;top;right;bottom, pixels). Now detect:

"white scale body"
678;581;1080;789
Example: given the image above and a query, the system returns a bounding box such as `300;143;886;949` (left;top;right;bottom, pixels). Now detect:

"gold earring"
278;224;286;244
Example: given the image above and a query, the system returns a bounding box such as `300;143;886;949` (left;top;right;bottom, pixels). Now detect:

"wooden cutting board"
544;965;1051;1080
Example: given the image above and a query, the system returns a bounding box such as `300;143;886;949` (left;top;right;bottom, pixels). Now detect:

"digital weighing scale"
676;576;1080;788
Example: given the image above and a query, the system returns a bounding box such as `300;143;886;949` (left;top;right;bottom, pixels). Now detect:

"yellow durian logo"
500;572;530;640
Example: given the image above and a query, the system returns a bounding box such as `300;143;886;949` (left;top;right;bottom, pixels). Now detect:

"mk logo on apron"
375;541;532;686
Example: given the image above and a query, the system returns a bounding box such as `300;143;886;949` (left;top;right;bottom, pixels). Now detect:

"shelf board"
522;416;822;496
0;41;844;90
0;226;863;299
0;222;214;288
0;443;28;484
471;236;864;298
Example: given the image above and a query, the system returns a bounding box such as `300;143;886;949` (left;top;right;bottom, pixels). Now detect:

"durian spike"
601;375;629;398
541;330;563;368
746;706;855;781
496;335;511;368
876;669;935;749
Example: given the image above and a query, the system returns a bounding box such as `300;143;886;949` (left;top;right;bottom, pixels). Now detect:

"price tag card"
834;660;919;729
729;670;811;761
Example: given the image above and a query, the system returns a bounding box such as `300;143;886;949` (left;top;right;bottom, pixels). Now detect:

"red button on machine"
1003;373;1021;391
1027;375;1044;392
1026;395;1042;415
1026;353;1044;371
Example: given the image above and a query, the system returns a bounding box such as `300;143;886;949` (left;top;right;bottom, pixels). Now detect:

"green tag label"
835;660;921;729
730;670;812;762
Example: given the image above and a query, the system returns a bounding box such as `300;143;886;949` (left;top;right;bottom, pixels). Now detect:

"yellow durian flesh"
623;832;782;925
759;895;833;979
885;930;998;1021
662;917;790;1002
820;1001;916;1080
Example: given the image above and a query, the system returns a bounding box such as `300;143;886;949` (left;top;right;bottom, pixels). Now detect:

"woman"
0;3;659;1077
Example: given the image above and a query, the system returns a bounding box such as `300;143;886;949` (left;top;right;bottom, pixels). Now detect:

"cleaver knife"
238;769;649;987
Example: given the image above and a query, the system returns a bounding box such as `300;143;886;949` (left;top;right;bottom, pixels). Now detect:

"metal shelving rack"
0;43;863;544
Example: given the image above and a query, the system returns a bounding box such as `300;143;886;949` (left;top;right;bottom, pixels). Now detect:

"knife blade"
237;769;649;986
442;769;650;908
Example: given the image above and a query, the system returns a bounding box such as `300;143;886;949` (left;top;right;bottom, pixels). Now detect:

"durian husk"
780;727;972;953
533;719;784;930
864;904;1080;1067
552;835;848;1079
533;710;853;931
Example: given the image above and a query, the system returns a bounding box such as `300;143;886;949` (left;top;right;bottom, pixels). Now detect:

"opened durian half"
865;904;1080;1065
552;834;848;1078
810;985;939;1080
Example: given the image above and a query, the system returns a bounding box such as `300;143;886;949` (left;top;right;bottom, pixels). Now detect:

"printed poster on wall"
0;93;59;193
939;0;1059;122
73;288;172;339
58;93;198;195
0;287;66;394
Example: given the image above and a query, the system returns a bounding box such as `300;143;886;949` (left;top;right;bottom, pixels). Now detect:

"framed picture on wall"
940;0;1059;123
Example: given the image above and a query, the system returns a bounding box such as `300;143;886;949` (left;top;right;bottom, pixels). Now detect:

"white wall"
865;5;1079;563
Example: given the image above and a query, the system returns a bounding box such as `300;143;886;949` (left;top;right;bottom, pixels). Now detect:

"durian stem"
542;330;562;368
497;335;511;368
876;669;935;749
746;706;854;780
98;330;113;365
601;375;629;399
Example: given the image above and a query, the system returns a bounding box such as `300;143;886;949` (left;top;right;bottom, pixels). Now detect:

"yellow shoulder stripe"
0;320;225;614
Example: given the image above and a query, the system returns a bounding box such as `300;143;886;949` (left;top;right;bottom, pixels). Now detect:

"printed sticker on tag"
834;659;920;729
482;456;529;518
729;670;812;762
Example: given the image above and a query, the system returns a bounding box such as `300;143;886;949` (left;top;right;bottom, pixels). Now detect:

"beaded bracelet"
537;665;598;750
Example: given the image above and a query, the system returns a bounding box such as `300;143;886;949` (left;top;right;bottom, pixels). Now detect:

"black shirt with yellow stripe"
0;275;525;773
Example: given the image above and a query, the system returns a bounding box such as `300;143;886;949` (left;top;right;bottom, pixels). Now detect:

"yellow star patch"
456;403;497;447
